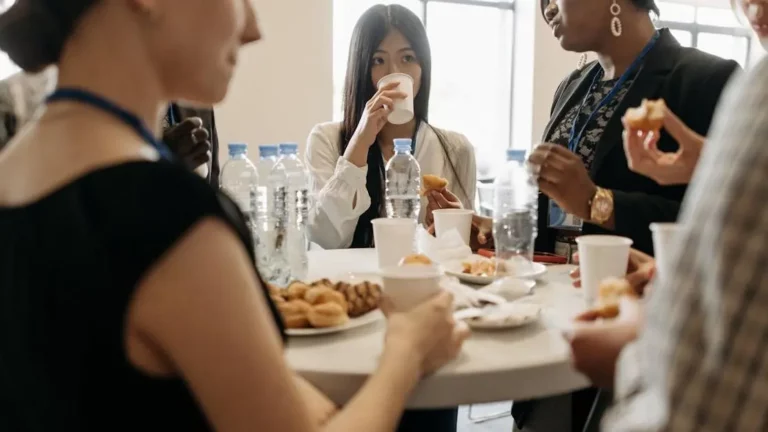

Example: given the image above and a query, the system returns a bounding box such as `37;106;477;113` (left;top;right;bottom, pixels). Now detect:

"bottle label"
547;201;583;230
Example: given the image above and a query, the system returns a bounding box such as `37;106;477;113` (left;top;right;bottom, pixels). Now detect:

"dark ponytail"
0;0;98;73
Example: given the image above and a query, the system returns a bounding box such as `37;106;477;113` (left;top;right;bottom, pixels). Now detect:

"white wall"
214;0;581;161
215;0;333;160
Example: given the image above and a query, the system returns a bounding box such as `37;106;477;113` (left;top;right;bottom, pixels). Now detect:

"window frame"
417;0;516;155
656;2;755;66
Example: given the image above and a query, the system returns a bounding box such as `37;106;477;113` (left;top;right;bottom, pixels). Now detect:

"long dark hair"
340;4;467;248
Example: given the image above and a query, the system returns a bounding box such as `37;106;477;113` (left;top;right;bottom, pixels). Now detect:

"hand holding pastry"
570;248;656;295
579;278;638;320
622;99;704;185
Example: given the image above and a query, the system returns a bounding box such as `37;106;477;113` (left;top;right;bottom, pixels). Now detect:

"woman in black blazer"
512;1;739;431
531;0;739;259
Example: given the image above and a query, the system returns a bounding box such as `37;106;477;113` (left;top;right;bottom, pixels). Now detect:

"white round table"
285;249;591;409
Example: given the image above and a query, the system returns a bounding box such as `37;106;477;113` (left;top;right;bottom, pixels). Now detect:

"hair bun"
0;1;66;72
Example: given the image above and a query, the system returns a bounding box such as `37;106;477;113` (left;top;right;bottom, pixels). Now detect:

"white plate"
286;309;384;336
460;303;541;330
285;273;384;337
444;255;547;285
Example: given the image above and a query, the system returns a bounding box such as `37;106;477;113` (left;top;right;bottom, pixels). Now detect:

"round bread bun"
307;303;349;328
286;281;311;301
270;294;286;305
304;287;348;311
278;300;312;329
267;283;282;297
399;254;433;266
588;278;637;320
310;278;334;290
623;99;666;131
598;278;636;301
422;174;449;195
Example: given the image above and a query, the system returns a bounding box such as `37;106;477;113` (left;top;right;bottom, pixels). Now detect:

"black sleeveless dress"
0;161;285;431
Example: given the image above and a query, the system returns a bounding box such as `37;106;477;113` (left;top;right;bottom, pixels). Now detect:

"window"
0;0;19;80
656;1;758;67
333;0;515;177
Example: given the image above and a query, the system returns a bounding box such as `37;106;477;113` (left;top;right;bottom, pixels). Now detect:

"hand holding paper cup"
377;73;414;125
575;235;633;306
381;264;443;311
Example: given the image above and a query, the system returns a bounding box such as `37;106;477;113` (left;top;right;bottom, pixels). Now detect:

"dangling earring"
577;53;587;70
610;0;622;37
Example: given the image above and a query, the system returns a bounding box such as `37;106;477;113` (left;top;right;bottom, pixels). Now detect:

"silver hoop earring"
610;0;622;37
577;53;587;70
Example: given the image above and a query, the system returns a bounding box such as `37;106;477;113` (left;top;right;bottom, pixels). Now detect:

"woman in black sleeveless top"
0;1;468;430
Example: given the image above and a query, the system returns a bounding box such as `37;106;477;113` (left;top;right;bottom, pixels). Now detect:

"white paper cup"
433;209;474;245
372;218;417;269
376;73;414;125
576;235;633;305
650;223;683;282
381;264;443;311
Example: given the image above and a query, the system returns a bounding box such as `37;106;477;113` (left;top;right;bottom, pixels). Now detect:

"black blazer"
172;104;221;189
533;29;739;255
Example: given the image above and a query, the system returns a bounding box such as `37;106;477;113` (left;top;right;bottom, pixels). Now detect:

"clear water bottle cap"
228;143;248;156
259;144;278;158
393;138;412;152
506;149;526;162
279;143;299;155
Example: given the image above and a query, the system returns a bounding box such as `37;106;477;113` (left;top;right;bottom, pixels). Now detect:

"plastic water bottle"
256;145;278;229
271;143;309;282
493;149;538;269
254;145;278;274
385;138;421;219
220;143;258;228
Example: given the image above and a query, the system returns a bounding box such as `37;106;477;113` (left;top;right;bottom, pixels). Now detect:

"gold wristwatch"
589;187;614;224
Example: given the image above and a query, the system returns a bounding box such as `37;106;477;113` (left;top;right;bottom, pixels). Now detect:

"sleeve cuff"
334;157;368;184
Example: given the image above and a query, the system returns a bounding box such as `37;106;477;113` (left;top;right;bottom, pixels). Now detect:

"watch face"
596;197;611;214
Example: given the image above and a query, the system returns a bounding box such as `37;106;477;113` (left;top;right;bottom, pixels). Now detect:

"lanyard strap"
46;88;175;162
166;104;176;126
568;31;660;152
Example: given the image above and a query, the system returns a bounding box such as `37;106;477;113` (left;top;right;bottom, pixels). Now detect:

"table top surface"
285;249;591;408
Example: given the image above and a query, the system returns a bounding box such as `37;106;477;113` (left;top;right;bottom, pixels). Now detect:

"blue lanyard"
568;31;660;152
46;88;176;162
166;104;176;126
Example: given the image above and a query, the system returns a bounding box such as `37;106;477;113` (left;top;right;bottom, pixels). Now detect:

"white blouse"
305;121;477;250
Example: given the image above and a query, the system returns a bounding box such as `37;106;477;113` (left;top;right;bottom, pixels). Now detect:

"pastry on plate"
335;281;382;318
285;281;311;301
307;303;350;328
623;99;666;131
461;258;507;277
591;278;637;319
266;283;282;297
310;278;334;290
421;174;448;196
304;286;348;311
278;300;312;329
399;253;433;266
